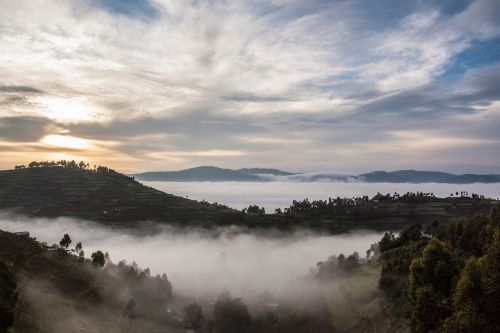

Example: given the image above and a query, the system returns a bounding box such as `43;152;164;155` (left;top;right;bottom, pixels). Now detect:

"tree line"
15;160;117;174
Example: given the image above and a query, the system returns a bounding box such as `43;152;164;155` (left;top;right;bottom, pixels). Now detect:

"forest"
378;206;500;332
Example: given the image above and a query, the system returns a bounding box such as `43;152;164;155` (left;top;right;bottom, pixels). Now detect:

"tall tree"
408;238;459;333
59;234;72;249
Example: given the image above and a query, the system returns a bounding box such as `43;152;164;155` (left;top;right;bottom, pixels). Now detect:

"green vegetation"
0;230;179;333
275;192;495;232
0;260;17;331
0;162;245;228
1;163;496;233
1;161;499;332
0;230;336;332
378;206;500;332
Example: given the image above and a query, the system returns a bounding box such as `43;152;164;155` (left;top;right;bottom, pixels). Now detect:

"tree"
104;252;110;264
481;228;500;329
212;293;252;333
59;234;72;249
408;238;459;333
183;302;204;329
0;261;18;332
246;205;265;215
453;258;483;308
91;251;105;268
75;242;82;252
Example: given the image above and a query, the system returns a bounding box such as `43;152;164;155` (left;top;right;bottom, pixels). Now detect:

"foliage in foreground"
378;206;500;332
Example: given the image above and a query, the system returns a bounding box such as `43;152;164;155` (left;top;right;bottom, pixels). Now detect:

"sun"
34;96;103;122
41;135;91;150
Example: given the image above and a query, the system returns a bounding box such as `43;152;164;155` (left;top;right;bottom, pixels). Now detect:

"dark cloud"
67;111;267;152
0;86;43;94
351;63;500;120
0;96;30;107
0;117;54;142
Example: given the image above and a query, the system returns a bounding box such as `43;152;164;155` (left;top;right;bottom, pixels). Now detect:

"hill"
132;166;265;182
237;168;295;176
0;166;245;227
359;170;500;183
0;165;497;233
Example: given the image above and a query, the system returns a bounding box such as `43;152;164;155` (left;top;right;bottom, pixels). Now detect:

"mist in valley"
145;180;500;211
0;212;383;302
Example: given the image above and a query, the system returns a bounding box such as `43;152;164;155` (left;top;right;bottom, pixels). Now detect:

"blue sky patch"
438;37;500;83
93;0;158;19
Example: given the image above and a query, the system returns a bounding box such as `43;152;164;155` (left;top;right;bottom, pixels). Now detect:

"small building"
14;231;30;238
358;258;371;265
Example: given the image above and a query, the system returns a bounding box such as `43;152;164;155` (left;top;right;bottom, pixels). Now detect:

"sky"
0;0;499;174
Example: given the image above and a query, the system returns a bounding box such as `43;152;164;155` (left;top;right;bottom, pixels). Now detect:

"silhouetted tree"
212;293;252;333
59;234;72;249
91;251;105;268
104;251;110;264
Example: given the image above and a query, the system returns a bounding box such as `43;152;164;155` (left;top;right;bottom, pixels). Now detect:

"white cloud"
0;0;499;172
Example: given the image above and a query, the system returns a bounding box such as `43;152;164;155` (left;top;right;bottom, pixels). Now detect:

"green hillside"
0;165;497;232
0;166;240;227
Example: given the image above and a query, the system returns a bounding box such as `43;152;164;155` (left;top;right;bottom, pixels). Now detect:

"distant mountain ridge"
359;170;500;184
132;166;500;184
132;166;264;182
237;168;295;176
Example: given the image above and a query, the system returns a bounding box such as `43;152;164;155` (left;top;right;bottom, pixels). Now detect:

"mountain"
132;166;265;182
237;168;295;176
360;170;500;183
133;166;499;183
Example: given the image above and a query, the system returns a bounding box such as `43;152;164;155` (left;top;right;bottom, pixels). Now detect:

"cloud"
0;0;499;172
0;116;55;142
0;86;44;94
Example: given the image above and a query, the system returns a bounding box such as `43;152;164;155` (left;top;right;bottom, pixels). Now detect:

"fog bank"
0;213;383;301
145;180;500;211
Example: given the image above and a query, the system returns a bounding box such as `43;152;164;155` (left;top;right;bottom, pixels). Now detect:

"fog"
145;180;500;211
0;212;383;302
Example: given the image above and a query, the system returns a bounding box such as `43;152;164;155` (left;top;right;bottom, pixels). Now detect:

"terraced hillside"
0;167;246;227
0;166;497;232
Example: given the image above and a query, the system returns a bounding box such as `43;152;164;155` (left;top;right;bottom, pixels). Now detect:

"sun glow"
34;96;103;122
41;135;91;150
